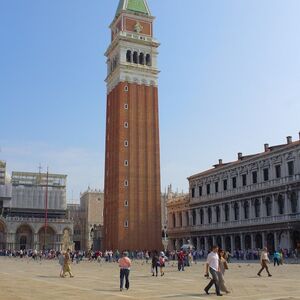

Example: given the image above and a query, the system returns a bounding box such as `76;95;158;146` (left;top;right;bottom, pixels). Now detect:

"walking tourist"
58;252;64;277
159;252;165;276
273;250;281;266
204;245;222;296
177;250;185;271
257;247;272;277
62;249;74;278
151;251;159;276
218;249;230;294
119;251;131;291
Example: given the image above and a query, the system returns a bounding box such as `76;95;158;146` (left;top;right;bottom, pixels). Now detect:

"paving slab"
0;258;299;300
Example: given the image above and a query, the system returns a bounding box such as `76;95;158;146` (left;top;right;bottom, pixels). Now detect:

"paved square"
0;258;299;300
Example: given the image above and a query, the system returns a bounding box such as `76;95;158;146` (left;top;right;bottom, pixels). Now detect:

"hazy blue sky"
1;0;300;201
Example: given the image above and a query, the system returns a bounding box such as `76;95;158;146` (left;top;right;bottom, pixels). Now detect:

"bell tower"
104;0;162;251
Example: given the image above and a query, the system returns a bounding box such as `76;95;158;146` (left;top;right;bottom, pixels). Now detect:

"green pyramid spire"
115;0;151;17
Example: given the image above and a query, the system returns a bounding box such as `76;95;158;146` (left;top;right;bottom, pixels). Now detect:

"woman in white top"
257;247;272;277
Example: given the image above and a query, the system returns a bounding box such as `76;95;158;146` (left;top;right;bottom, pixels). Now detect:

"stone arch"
16;224;33;250
139;52;144;65
255;233;263;249
208;237;213;250
38;226;56;250
216;236;222;249
245;235;251;250
200;237;205;249
235;235;241;250
126;50;132;63
225;236;231;252
146;53;151;66
267;232;275;252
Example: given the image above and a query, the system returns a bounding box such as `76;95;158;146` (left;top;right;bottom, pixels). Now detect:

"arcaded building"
0;168;73;251
104;0;162;251
168;135;300;252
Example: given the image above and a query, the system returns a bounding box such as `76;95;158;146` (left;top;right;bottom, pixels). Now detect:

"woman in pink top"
119;251;132;291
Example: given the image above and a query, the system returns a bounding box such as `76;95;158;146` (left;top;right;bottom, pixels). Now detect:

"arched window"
254;199;260;218
291;192;297;213
244;201;249;219
266;197;272;216
126;50;132;63
278;195;284;215
192;210;196;226
208;207;212;224
139;52;144;65
200;209;204;224
234;203;239;220
133;51;138;64
216;206;220;222
146;54;151;66
225;204;229;221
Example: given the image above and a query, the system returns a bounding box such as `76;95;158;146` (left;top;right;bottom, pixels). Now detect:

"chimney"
287;136;292;144
238;152;243;160
264;143;269;152
218;159;223;165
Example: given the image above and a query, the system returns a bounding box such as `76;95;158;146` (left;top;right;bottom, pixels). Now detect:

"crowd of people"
0;246;299;295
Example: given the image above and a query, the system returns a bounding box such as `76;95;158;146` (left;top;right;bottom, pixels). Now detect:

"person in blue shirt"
273;250;281;266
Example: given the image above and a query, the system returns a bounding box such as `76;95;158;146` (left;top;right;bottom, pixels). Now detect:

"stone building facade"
68;189;104;252
0;169;73;251
167;136;300;253
104;0;162;251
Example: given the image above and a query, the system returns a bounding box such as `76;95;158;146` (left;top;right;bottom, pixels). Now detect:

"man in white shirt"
204;245;222;296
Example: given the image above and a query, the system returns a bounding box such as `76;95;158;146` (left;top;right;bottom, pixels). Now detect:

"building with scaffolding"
0;168;73;251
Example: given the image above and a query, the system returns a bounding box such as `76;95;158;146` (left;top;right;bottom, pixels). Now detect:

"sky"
0;0;300;202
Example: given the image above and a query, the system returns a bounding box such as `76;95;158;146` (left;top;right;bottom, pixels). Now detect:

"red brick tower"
104;0;162;251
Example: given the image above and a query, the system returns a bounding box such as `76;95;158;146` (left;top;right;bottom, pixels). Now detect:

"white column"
197;237;201;251
284;193;290;214
204;237;208;251
251;233;255;249
271;194;276;216
262;232;266;248
221;236;225;250
220;204;224;222
196;209;201;225
240;233;245;250
230;235;234;252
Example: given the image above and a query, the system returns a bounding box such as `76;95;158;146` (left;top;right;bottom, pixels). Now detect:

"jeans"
120;269;130;289
205;267;221;295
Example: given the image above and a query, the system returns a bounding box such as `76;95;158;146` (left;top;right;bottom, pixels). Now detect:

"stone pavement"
0;258;299;300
